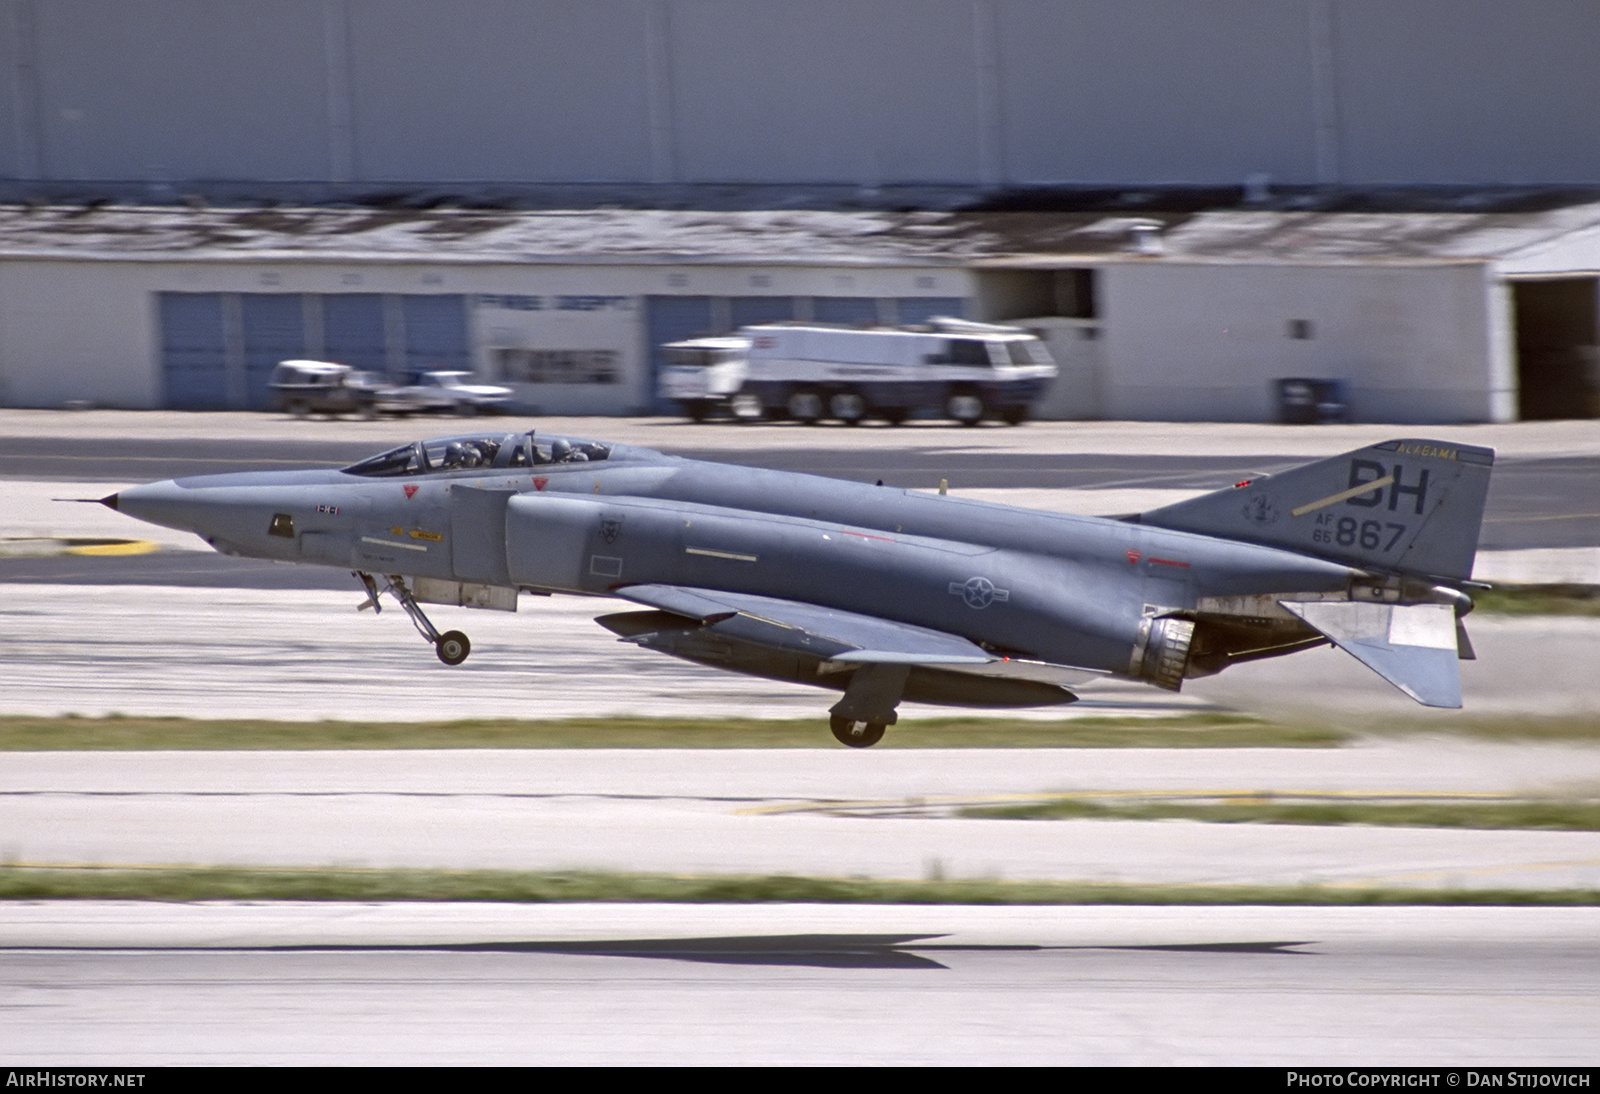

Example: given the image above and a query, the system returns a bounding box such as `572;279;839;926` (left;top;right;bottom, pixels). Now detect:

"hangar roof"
0;201;1597;270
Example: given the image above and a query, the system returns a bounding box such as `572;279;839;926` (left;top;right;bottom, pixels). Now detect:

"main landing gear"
826;663;905;748
354;571;472;666
829;714;887;748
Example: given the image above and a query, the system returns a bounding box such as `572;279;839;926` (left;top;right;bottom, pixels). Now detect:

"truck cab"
657;335;752;421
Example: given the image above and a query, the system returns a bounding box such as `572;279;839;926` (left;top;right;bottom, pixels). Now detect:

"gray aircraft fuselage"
105;430;1491;743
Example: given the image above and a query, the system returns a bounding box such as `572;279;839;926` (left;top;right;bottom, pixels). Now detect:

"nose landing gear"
354;571;473;666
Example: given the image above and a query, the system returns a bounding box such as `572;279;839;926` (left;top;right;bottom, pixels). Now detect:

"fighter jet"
103;430;1492;746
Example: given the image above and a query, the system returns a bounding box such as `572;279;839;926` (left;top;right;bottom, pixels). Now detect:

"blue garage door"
403;295;469;375
322;294;389;375
241;294;306;410
646;296;714;411
160;293;229;410
893;297;967;324
730;296;795;329
812;296;880;324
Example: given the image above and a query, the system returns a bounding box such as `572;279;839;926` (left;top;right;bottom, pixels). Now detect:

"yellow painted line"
1322;856;1600;889
1484;512;1600;523
62;539;160;557
1291;475;1394;518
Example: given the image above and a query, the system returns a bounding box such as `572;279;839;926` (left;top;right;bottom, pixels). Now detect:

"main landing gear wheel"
435;630;471;666
829;714;887;748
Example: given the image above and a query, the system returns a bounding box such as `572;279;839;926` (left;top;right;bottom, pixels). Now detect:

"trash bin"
1275;378;1347;424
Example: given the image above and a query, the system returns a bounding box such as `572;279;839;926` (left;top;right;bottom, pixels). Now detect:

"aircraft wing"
610;583;995;664
600;584;1104;691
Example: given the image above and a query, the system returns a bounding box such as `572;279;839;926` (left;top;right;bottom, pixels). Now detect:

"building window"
496;348;619;384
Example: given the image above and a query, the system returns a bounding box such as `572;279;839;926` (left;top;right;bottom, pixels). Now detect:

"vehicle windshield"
1005;338;1050;366
342;431;612;476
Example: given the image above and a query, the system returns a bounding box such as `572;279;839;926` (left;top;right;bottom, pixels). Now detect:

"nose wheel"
354;571;473;666
435;630;471;666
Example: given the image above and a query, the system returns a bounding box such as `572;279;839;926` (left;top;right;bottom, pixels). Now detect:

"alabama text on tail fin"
1136;439;1494;584
1137;439;1494;709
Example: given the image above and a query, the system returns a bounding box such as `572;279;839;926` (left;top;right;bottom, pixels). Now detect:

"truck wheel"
730;393;764;422
787;390;824;424
946;393;985;426
288;399;310;420
829;391;867;425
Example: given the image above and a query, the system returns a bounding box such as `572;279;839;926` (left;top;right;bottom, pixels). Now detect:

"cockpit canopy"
341;431;612;477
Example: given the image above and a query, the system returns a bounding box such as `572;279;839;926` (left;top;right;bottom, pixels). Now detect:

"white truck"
655;335;751;422
658;318;1058;425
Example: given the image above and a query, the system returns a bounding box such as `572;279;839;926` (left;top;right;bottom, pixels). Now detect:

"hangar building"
0;202;1597;422
0;0;1597;421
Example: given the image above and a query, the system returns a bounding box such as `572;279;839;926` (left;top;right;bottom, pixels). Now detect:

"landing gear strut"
354;571;472;666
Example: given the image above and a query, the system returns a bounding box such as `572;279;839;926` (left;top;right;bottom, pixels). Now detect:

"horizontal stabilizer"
615;584;995;665
1282;601;1462;708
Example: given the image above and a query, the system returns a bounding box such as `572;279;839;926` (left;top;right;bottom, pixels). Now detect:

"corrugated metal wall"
2;1;1596;191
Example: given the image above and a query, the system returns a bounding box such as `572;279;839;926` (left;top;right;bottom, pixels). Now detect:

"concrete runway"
6;412;1600;1065
5;744;1600;889
4;902;1599;1065
4;582;1599;722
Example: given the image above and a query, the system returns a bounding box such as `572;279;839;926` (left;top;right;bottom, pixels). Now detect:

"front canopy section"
341;430;614;477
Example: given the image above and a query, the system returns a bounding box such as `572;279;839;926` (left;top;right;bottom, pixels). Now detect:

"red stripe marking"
841;530;895;542
1150;557;1190;568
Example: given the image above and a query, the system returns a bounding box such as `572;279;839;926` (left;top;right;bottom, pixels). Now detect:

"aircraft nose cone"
99;492;119;511
109;480;201;533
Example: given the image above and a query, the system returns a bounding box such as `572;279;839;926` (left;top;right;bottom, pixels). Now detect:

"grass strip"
3;865;1599;906
959;798;1600;830
0;712;1341;750
1474;584;1600;616
4;712;1599;750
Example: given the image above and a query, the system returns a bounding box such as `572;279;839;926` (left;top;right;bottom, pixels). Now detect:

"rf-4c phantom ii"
105;431;1493;747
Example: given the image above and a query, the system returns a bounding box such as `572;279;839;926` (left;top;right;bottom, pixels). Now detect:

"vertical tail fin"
1138;439;1494;583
